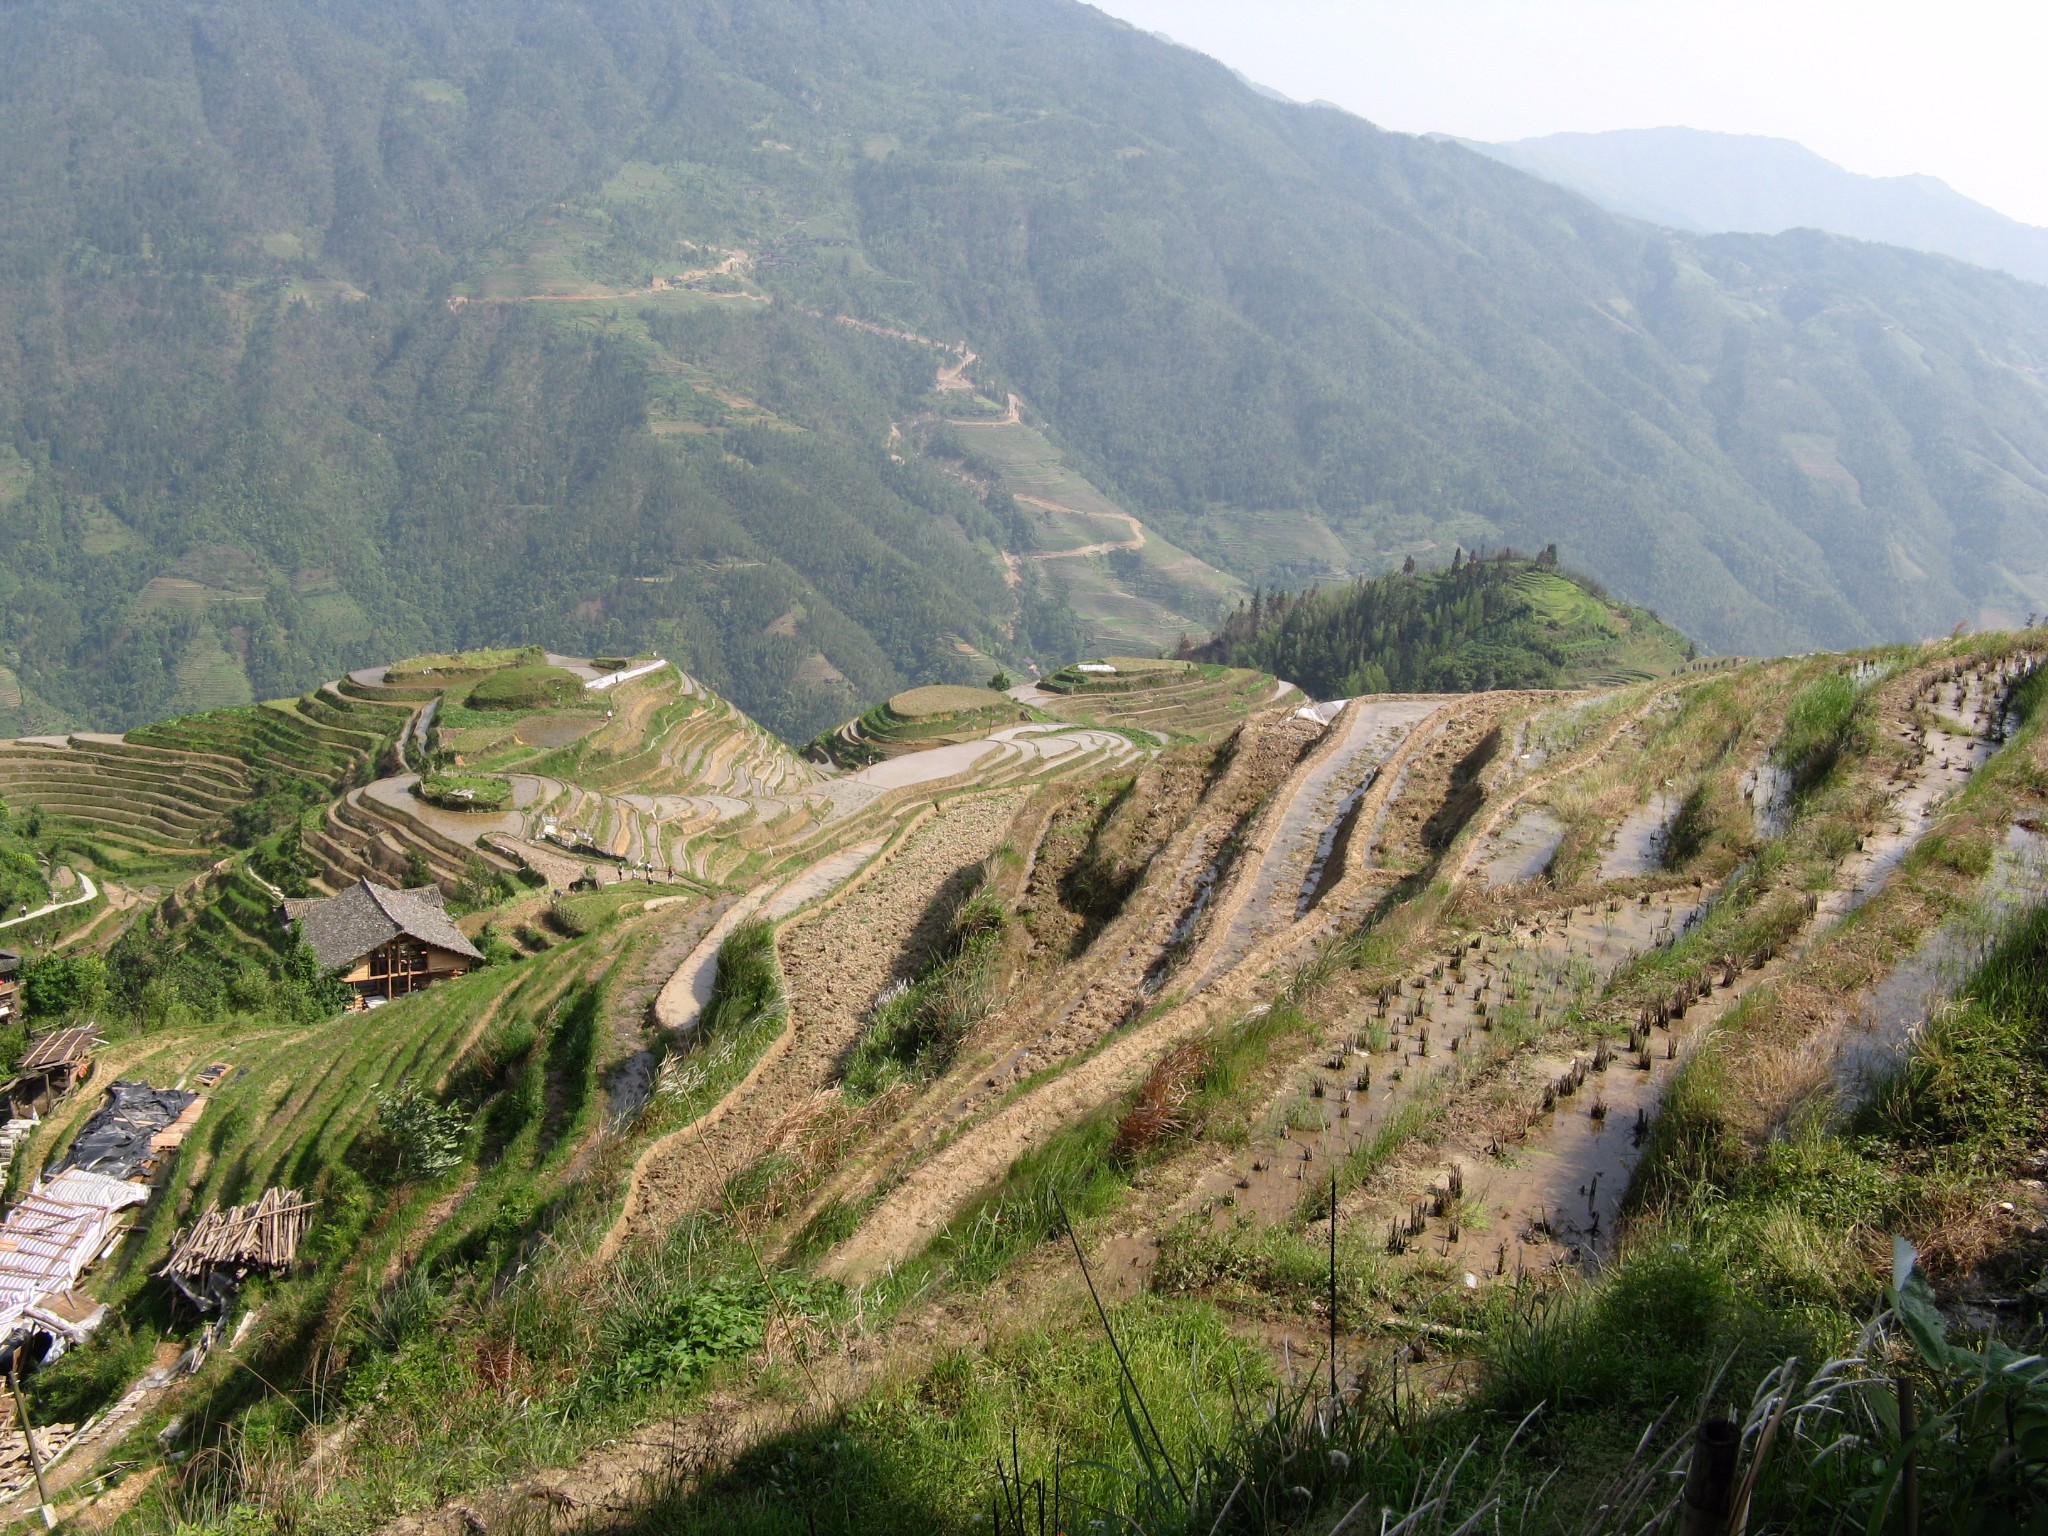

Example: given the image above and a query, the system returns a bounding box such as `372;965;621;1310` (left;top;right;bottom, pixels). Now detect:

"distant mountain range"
6;3;2048;743
1467;127;2048;288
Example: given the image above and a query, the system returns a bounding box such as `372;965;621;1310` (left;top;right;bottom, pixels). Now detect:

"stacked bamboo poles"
161;1188;312;1280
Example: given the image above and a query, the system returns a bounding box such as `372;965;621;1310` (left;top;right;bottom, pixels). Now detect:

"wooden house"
7;1026;102;1118
0;951;16;1025
280;879;483;1003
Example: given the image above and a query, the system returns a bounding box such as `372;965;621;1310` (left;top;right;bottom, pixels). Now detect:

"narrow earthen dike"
606;792;1025;1251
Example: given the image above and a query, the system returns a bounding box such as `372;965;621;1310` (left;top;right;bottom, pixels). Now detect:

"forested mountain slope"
4;0;2048;742
1187;551;1696;695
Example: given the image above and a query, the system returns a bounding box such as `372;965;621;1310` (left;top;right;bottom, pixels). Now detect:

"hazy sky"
1089;0;2048;228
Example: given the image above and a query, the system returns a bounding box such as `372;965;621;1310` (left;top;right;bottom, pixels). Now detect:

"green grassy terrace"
1038;657;1291;738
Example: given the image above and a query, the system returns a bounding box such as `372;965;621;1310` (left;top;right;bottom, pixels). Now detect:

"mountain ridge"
1468;126;2048;288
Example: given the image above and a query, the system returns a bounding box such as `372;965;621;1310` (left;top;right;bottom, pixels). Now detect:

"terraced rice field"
24;628;2048;1536
820;685;1031;766
1033;660;1299;739
0;736;247;860
309;666;815;892
799;648;2038;1295
608;791;1028;1251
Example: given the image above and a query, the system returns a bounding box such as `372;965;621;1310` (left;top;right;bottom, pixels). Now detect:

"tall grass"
1866;900;2048;1156
907;1111;1129;1289
842;889;1006;1100
646;918;788;1125
1775;670;1869;793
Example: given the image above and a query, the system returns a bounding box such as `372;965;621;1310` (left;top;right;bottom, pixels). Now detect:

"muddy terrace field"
15;639;2048;1536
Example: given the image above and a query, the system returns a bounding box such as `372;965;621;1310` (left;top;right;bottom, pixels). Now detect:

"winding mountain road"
0;870;98;931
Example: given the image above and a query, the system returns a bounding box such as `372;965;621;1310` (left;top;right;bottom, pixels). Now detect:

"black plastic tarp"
53;1082;199;1179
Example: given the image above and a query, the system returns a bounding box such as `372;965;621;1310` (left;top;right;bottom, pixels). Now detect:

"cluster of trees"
0;796;47;915
1184;547;1671;697
8;924;350;1051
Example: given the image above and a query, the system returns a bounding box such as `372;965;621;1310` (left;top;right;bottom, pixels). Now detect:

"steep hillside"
6;625;2045;1533
1189;551;1697;694
5;1;2048;743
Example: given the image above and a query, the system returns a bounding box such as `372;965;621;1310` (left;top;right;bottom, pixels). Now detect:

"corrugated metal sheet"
0;1170;146;1341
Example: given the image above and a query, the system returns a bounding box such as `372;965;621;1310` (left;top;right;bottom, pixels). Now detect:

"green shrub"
1867;904;2048;1156
253;819;322;897
20;950;108;1018
224;774;324;848
450;853;516;914
699;920;785;1041
586;1275;776;1404
371;1080;468;1180
354;1270;446;1354
476;922;520;967
418;773;513;812
401;847;435;889
544;896;593;938
649;920;788;1127
842;891;1006;1099
0;835;48;916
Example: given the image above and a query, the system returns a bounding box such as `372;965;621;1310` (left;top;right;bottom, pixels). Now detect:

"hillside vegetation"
1187;551;1698;694
0;797;48;915
5;0;2048;742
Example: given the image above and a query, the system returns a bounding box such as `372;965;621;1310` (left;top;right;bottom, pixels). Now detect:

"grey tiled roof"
282;879;483;971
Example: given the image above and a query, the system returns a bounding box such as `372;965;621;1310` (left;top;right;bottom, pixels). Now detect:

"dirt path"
604;795;1025;1254
1017;502;1145;559
0;870;98;931
948;391;1021;425
53;881;141;949
936;350;978;392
